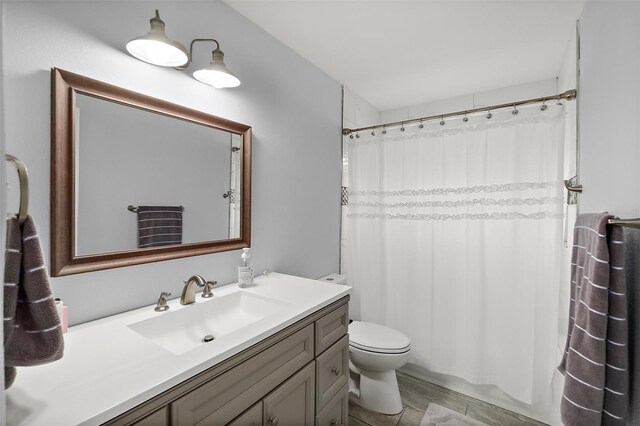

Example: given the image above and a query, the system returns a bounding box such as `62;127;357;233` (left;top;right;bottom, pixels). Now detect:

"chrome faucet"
181;275;206;305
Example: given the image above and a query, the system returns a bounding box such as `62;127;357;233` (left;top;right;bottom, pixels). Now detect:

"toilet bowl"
317;274;412;415
348;321;411;415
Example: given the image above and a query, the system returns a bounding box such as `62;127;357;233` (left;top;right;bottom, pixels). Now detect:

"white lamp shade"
193;67;241;89
126;39;188;67
126;11;188;67
192;48;241;88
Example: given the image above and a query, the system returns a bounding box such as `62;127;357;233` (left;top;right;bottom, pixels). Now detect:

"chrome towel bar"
608;218;640;229
562;178;639;228
128;205;184;213
564;179;582;193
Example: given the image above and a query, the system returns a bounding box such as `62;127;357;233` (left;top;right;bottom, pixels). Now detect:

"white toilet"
318;274;411;415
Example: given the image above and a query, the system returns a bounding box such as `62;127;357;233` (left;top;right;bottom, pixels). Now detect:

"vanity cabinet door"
263;362;315;426
315;335;349;411
228;401;263;426
315;384;348;426
315;304;348;355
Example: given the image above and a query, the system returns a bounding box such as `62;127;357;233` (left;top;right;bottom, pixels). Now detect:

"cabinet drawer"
315;335;349;411
315;303;348;355
171;324;314;426
264;362;315;426
228;401;262;426
131;407;168;426
315;383;348;426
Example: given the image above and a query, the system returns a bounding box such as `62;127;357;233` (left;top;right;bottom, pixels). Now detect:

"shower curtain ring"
439;116;445;126
486;110;492;119
382;126;387;135
371;127;376;136
463;112;469;122
540;99;548;111
512;103;519;115
355;131;360;139
400;122;405;132
418;119;424;129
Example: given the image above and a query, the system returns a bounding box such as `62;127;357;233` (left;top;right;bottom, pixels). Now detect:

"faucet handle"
154;291;171;312
202;281;216;299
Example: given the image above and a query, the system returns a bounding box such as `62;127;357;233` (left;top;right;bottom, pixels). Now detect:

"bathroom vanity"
5;273;350;426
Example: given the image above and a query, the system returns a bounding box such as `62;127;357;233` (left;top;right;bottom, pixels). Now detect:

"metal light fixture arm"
176;38;221;70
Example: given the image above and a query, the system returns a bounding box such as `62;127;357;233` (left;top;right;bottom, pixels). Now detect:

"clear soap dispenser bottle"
238;248;254;288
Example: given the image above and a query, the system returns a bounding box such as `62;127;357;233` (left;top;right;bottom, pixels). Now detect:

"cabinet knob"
268;416;279;426
331;368;340;376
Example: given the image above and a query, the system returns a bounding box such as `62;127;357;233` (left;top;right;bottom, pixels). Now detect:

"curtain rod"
342;89;577;136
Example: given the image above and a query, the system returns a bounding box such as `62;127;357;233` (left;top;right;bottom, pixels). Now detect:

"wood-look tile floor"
348;371;548;426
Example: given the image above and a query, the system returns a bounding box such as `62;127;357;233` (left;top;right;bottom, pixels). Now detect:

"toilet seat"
349;321;411;354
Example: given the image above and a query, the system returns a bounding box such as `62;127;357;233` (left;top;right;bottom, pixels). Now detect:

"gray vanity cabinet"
130;407;168;426
107;296;349;426
263;362;315;426
316;384;349;426
170;325;314;425
227;402;262;426
316;335;349;411
315;304;348;355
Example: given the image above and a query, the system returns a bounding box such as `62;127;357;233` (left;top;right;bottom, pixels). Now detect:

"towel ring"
6;154;29;225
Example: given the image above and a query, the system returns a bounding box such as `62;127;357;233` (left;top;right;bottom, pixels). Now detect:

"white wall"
75;94;232;255
342;87;380;131
2;1;343;325
578;3;640;423
380;78;558;123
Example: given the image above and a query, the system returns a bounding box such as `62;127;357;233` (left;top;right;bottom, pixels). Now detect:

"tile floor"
348;371;548;426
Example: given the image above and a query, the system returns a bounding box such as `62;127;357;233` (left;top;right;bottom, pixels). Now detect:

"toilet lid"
349;321;411;354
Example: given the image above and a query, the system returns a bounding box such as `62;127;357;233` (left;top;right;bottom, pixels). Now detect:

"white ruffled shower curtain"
347;106;567;404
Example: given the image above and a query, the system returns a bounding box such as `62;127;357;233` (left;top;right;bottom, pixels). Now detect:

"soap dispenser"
238;248;254;288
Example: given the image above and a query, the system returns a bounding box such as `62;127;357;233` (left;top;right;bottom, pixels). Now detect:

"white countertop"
5;273;350;426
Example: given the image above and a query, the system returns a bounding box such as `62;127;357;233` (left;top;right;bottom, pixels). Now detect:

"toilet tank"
318;273;347;285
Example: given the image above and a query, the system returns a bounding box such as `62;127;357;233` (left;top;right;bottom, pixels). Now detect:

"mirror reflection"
74;94;242;256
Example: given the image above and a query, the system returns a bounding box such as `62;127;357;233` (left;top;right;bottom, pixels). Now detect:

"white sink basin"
128;291;289;354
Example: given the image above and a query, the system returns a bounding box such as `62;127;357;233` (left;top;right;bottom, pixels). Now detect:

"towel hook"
5;154;29;225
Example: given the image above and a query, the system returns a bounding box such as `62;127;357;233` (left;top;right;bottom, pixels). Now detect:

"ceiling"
226;1;585;111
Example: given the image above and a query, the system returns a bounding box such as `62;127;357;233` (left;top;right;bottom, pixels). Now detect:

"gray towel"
136;206;183;248
4;216;64;389
558;213;628;425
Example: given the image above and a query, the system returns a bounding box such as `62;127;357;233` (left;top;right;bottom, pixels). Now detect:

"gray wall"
579;3;640;422
2;1;342;325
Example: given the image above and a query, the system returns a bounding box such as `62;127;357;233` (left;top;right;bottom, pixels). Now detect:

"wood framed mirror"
51;68;251;276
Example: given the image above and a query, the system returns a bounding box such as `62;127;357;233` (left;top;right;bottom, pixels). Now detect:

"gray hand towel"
4;216;64;389
136;206;183;248
558;213;628;425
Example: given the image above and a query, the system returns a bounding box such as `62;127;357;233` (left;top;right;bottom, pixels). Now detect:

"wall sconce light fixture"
126;10;241;89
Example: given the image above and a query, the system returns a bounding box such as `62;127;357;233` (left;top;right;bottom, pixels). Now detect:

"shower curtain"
347;106;567;404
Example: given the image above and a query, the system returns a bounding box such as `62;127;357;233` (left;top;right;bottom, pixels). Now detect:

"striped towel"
136;206;183;248
4;216;64;389
558;213;628;425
